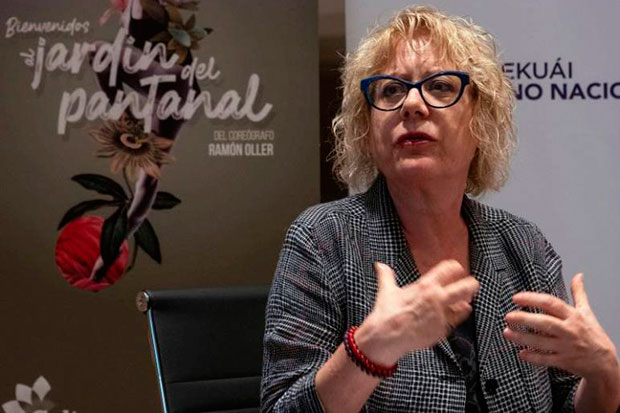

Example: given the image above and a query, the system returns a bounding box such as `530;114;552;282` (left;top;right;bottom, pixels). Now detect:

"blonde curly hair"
331;6;516;196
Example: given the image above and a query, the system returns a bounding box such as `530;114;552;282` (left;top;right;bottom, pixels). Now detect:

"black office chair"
136;286;270;413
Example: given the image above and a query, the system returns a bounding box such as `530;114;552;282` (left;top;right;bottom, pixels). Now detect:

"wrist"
355;318;401;366
578;363;620;412
344;326;398;378
583;357;620;394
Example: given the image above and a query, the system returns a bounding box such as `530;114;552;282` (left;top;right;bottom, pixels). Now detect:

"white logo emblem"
2;376;76;413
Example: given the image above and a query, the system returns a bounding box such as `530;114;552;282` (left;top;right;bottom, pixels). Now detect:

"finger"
512;292;572;320
374;262;398;292
443;276;480;305
504;311;565;337
449;301;471;313
571;273;590;309
446;301;473;328
502;327;560;352
518;349;562;369
426;259;467;287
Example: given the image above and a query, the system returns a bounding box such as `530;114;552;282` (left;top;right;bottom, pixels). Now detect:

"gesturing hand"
355;260;480;366
503;273;620;383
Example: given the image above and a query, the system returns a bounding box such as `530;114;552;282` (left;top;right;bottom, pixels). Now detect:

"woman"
261;6;619;412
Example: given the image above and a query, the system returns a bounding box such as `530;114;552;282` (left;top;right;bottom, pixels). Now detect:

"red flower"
55;216;129;292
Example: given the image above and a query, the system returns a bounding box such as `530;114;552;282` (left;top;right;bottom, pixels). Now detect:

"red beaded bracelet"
343;326;397;378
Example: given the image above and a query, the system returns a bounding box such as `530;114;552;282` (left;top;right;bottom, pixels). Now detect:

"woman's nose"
399;87;430;119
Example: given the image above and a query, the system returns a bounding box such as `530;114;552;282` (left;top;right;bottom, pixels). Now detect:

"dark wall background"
319;0;348;202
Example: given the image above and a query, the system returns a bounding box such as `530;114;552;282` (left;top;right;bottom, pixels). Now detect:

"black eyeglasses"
360;71;470;111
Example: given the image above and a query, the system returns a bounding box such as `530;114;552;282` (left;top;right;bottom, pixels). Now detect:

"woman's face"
368;38;477;190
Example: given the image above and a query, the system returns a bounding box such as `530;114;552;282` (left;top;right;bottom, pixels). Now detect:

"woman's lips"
395;132;437;146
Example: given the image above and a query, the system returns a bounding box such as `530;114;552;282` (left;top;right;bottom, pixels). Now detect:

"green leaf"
72;174;127;201
152;192;181;210
141;0;169;25
135;219;162;264
58;199;119;230
168;27;191;48
100;205;129;267
189;27;206;40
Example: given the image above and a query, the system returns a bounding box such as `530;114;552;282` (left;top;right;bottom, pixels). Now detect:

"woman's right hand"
354;260;480;366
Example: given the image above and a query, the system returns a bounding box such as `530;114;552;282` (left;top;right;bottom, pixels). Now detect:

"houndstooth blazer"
261;176;579;412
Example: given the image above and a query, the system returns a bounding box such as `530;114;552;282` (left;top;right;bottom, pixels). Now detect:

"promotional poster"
0;0;319;411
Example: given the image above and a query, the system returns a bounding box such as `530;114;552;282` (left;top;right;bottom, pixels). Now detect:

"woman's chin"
393;157;438;175
383;158;468;187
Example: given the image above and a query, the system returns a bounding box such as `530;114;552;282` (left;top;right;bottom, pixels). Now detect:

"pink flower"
99;0;130;25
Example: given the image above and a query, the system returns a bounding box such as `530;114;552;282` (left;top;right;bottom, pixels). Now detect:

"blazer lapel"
463;197;511;372
364;176;459;367
364;175;415;285
464;198;545;411
471;241;507;373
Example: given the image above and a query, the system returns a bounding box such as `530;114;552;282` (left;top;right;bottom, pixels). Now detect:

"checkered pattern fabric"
261;176;579;412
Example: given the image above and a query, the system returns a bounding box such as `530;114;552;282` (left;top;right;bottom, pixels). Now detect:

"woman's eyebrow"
419;68;447;78
384;67;446;81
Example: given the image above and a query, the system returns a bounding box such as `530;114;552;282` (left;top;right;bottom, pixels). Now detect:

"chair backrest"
137;286;270;413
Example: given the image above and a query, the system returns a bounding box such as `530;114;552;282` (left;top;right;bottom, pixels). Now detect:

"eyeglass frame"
360;71;471;111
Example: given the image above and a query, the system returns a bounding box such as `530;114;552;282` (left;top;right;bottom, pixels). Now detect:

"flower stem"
123;167;134;198
126;237;139;274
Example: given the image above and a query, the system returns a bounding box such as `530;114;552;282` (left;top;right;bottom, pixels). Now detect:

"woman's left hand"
503;273;619;384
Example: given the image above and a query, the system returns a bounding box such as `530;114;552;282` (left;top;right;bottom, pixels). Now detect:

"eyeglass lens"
369;74;463;110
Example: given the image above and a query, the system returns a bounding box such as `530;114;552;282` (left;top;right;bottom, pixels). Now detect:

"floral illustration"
159;0;199;10
140;0;212;64
2;376;54;413
56;215;130;292
55;0;208;292
56;173;181;292
99;0;129;25
153;8;210;64
89;112;174;180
